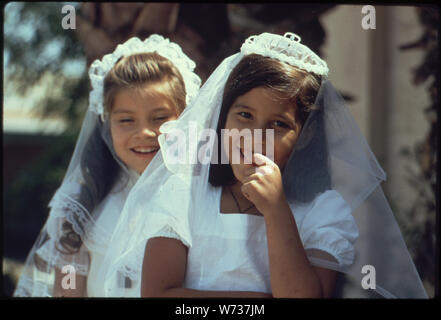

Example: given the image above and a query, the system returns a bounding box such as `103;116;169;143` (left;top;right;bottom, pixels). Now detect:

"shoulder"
290;189;357;237
290;190;359;267
290;189;350;217
310;189;351;214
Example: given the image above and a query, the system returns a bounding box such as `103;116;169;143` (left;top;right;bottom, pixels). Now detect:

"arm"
263;202;336;297
241;153;336;298
141;237;272;298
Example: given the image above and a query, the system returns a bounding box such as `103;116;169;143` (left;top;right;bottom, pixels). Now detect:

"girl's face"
110;83;179;174
223;86;302;183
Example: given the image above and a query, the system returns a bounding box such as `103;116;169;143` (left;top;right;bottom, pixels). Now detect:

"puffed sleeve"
292;190;359;268
127;173;193;249
147;225;190;246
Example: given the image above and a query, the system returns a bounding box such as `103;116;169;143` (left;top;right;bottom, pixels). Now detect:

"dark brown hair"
208;54;330;202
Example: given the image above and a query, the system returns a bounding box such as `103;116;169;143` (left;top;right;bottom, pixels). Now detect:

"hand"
239;153;287;216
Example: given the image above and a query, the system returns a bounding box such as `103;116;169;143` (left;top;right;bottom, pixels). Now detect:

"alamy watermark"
61;264;76;290
162;121;275;166
61;263;378;292
61;5;76;30
361;5;376;30
361;265;376;290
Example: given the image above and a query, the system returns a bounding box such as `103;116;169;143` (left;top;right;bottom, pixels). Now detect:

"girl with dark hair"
14;35;201;297
103;33;427;298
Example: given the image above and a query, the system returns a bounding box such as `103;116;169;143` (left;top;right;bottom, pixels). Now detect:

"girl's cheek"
111;124;130;148
110;127;122;147
274;136;296;169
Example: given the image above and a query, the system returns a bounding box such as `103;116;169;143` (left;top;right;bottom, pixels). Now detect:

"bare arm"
241;153;337;298
264;201;336;298
141;237;272;298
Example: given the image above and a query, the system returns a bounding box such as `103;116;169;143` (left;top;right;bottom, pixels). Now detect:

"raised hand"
239;153;288;216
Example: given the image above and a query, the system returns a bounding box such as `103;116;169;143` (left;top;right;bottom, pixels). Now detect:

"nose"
253;129;267;156
137;126;157;138
238;128;269;156
240;121;274;160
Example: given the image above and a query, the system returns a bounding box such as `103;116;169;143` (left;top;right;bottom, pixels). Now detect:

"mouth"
237;147;252;165
130;146;160;156
239;148;245;159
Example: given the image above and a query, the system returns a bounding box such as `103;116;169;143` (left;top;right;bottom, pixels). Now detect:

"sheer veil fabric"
13;34;201;297
102;33;427;298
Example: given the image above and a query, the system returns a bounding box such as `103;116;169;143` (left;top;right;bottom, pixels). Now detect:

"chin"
137;163;150;174
231;164;246;183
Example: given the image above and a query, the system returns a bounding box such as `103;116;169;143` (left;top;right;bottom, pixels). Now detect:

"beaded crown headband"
241;32;329;77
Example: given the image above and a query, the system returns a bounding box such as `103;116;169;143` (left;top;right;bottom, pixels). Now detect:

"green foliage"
4;2;88;258
5;2;83;82
4;2;88;127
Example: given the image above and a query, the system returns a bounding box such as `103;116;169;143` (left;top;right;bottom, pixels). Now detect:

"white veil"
103;33;428;298
13;34;201;297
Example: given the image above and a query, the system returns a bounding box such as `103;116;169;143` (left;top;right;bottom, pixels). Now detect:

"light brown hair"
103;52;187;116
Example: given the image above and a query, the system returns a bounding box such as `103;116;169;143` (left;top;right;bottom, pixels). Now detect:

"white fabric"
33;240;90;277
85;169;139;297
104;183;357;295
102;164;194;296
14;169;139;297
102;32;427;298
179;185;357;292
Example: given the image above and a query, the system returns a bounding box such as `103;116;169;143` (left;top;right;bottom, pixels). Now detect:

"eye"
272;120;290;128
154;115;171;122
119;118;134;123
238;111;252;119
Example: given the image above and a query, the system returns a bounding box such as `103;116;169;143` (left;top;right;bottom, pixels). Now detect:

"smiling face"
224;86;302;183
109;83;179;174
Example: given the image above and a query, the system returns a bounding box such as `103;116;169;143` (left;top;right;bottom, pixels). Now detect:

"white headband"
241;32;329;76
87;35;201;118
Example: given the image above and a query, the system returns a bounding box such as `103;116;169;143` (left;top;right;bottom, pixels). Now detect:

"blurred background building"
3;3;438;297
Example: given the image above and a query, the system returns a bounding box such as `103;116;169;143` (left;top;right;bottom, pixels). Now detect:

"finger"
241;172;262;184
253;153;276;168
242;165;273;183
241;186;251;200
242;166;257;177
241;180;264;201
241;181;257;201
256;165;274;176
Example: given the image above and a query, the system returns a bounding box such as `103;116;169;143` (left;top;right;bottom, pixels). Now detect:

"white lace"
46;171;138;255
88;34;201;118
241;32;329;76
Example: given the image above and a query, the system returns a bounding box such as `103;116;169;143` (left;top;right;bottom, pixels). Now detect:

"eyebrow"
112;109;134;114
276;113;296;124
111;105;172;114
231;104;254;110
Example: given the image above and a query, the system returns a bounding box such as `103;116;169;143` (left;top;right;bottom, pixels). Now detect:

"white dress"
84;169;140;296
156;183;359;293
34;169;140;297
